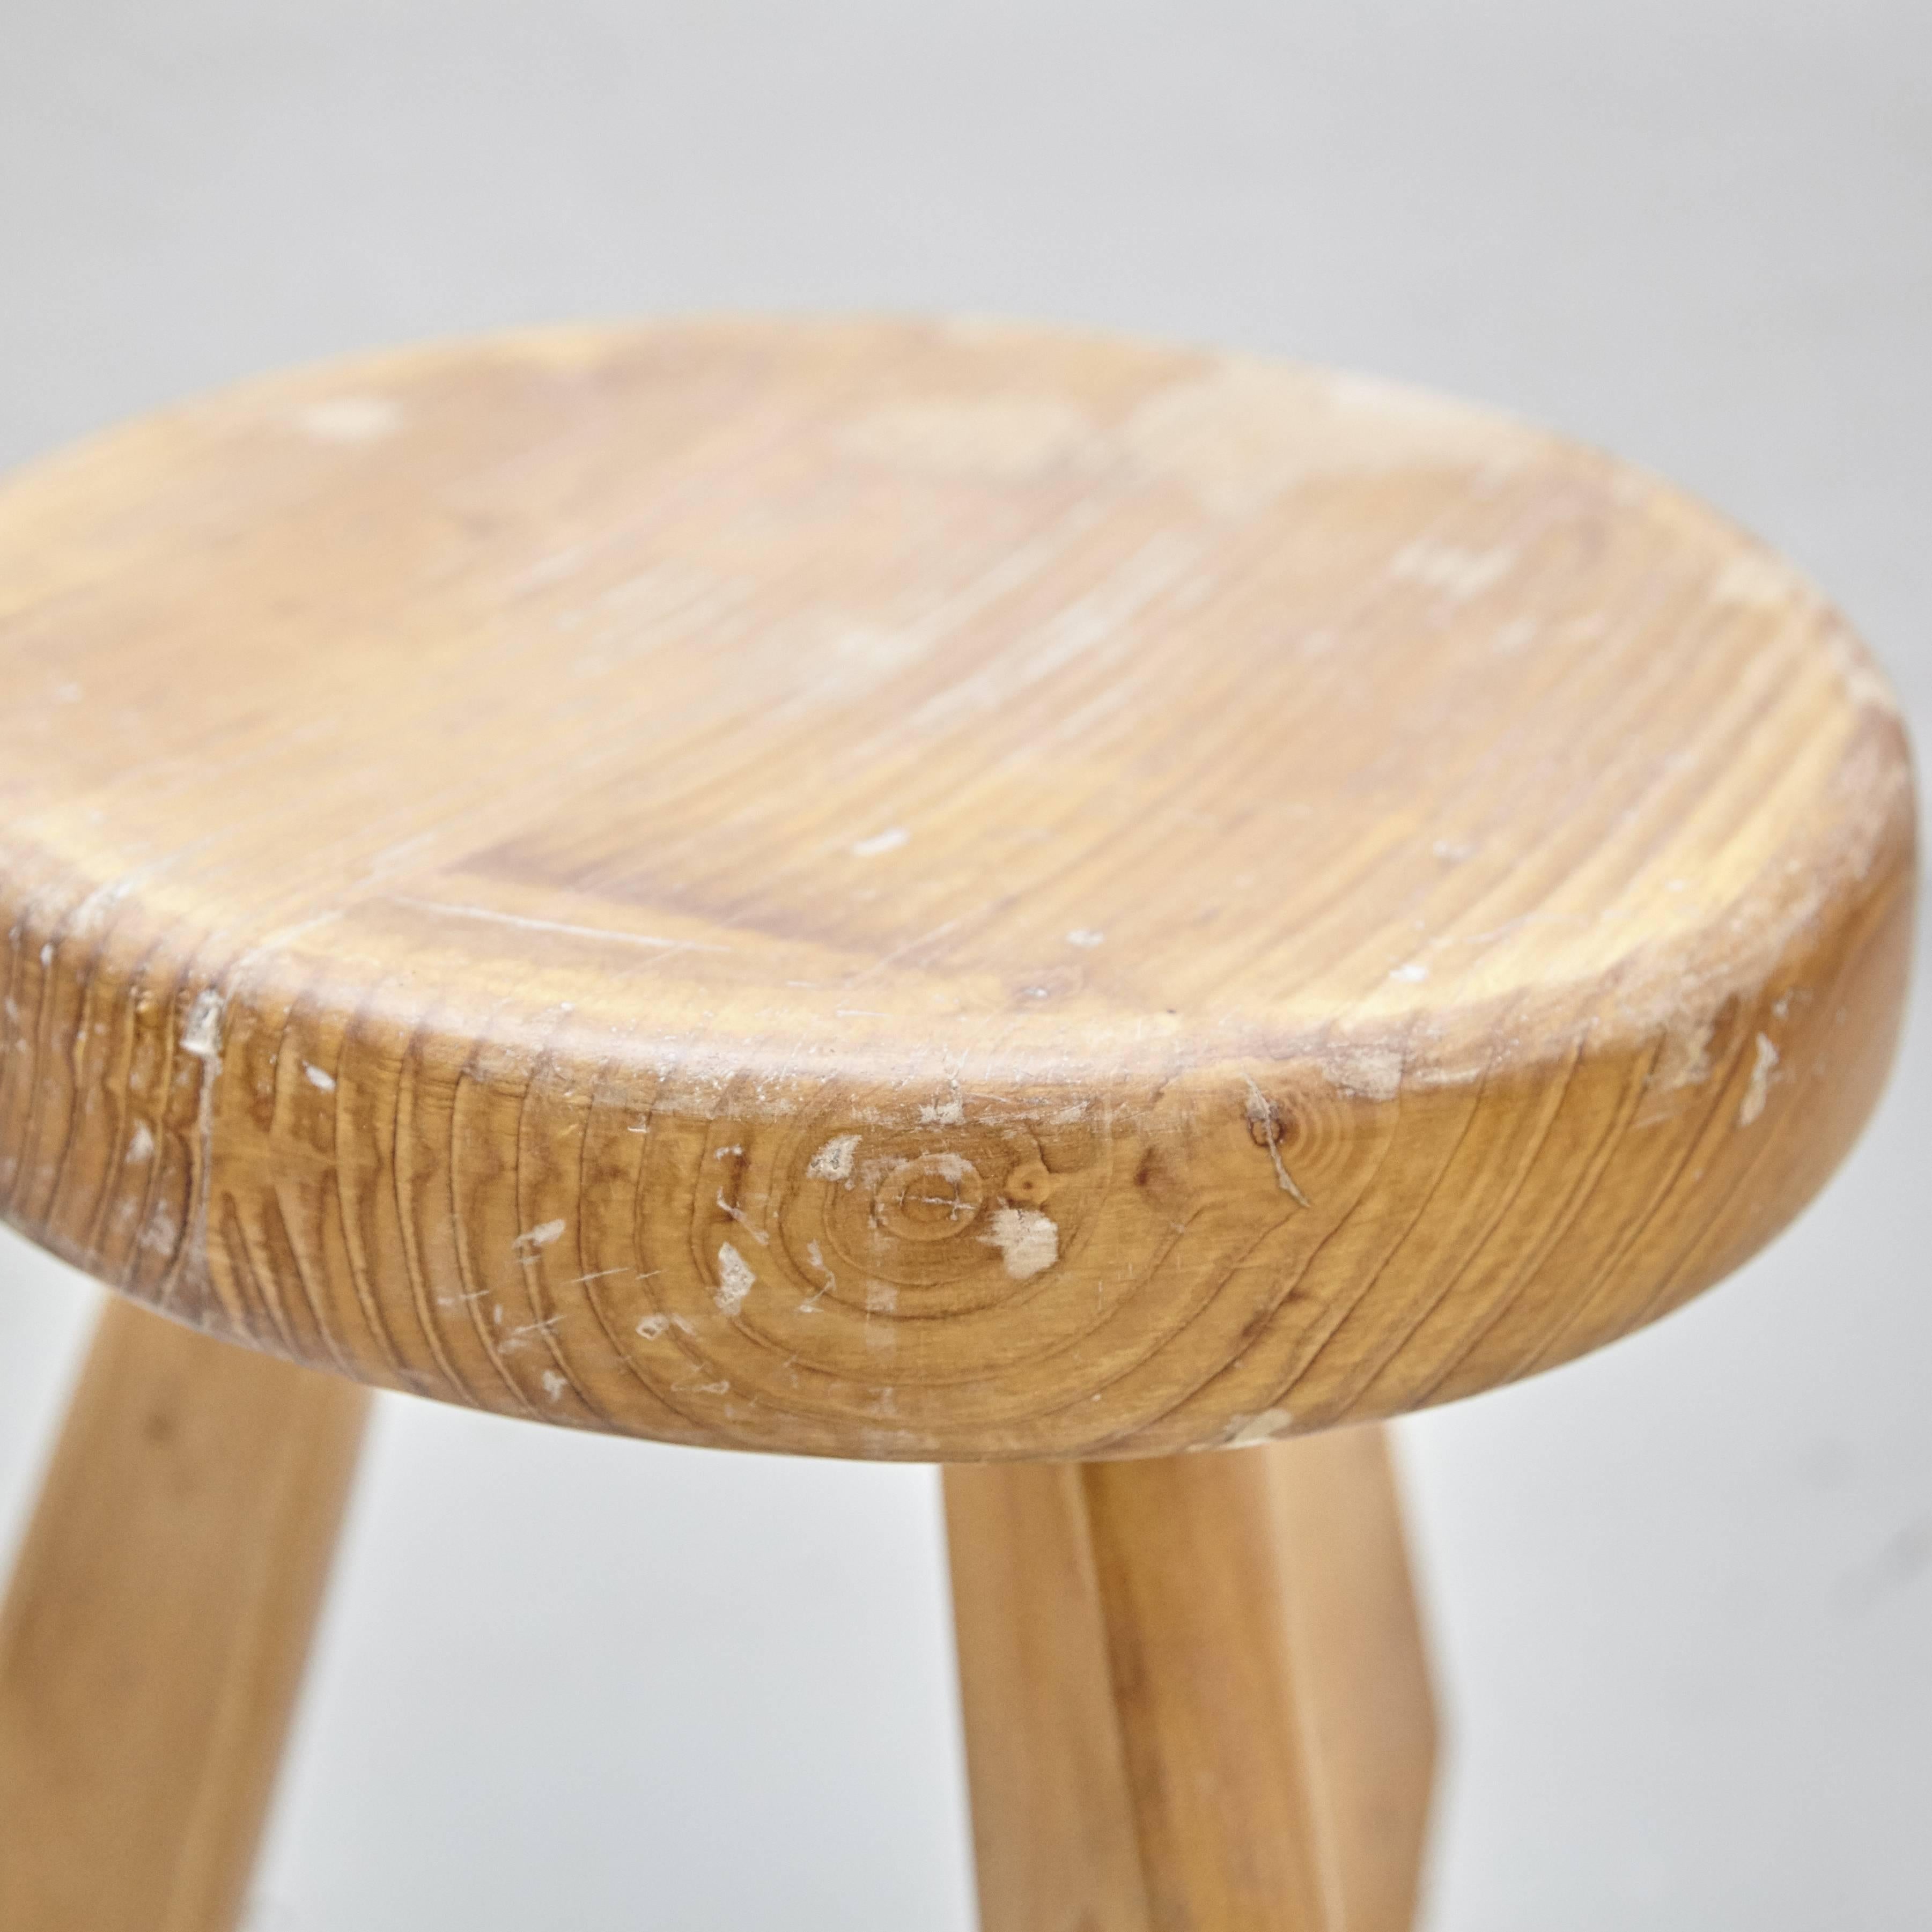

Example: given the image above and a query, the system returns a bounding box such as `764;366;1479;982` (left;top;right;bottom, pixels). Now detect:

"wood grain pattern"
1267;1426;1436;1931
945;1426;1435;1931
945;1455;1156;1932
0;1294;367;1932
0;318;1913;1457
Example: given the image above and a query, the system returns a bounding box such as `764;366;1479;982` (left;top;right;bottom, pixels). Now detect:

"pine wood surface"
0;1295;367;1931
0;318;1914;1458
945;1424;1435;1931
1265;1425;1437;1931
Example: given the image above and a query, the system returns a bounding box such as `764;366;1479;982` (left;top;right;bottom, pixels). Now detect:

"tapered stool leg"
0;1296;368;1932
945;1426;1436;1932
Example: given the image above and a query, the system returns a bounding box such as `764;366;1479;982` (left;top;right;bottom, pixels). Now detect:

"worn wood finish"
945;1426;1436;1931
0;1294;367;1932
0;318;1913;1457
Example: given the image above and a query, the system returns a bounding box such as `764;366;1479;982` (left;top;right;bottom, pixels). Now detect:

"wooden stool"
0;320;1913;1930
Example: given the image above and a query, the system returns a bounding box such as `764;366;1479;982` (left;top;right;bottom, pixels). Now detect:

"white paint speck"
635;1313;672;1339
1066;928;1105;948
1710;553;1802;611
808;1133;860;1182
180;989;225;1061
1738;1032;1780;1126
918;1094;966;1126
297;395;400;444
540;1370;569;1403
138;1210;179;1257
1390;540;1515;602
1221;1407;1295;1448
715;1242;756;1316
982;1205;1059;1280
1390;962;1430;983
852;827;910;858
304;1063;336;1092
1323;1043;1403;1103
125;1121;155;1163
512;1219;566;1255
1656;1015;1715;1092
53;681;83;704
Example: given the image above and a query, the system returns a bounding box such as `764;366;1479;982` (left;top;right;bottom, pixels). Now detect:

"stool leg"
944;1426;1437;1932
0;1296;368;1932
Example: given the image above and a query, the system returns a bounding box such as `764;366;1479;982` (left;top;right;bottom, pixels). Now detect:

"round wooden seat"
0;318;1913;1460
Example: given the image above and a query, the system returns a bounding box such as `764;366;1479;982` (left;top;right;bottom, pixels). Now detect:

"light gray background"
1;3;1926;1926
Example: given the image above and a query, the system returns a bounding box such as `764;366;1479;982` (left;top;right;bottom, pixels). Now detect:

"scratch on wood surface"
387;897;728;952
1243;1078;1312;1206
801;1238;837;1311
716;1190;770;1244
